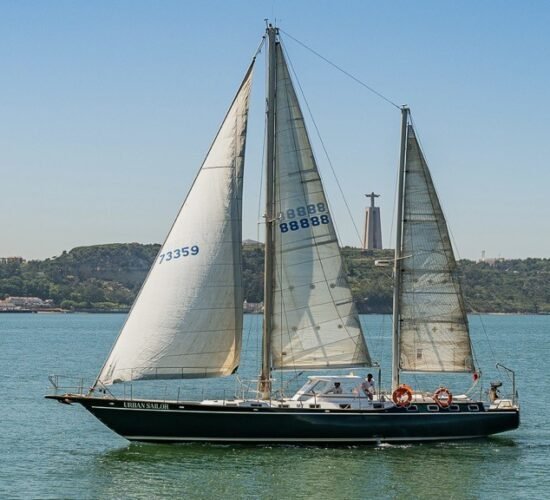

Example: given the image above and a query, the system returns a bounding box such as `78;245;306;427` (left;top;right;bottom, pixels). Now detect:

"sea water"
0;313;548;499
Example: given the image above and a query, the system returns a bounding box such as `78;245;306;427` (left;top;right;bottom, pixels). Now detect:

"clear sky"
1;1;549;260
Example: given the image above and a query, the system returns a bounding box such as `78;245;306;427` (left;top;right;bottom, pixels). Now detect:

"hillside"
1;243;549;313
0;244;159;311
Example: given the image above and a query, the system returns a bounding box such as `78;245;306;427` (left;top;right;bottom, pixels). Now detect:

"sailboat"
47;26;519;443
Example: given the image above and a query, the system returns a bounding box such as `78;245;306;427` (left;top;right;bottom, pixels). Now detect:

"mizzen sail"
97;63;254;385
398;125;474;372
269;45;371;370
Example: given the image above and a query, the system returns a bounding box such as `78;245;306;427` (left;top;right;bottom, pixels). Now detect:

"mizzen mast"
391;106;409;391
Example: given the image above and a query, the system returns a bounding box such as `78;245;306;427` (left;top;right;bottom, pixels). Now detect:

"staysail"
398;125;474;372
269;45;371;370
97;63;254;385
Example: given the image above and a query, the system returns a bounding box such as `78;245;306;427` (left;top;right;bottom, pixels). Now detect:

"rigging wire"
409;113;495;374
265;39;370;379
253;34;267;60
256;77;267;243
279;28;401;110
241;36;268;383
275;32;400;373
272;43;359;386
280;39;364;248
255;33;267;239
385;113;402;372
386;113;474;391
280;39;368;349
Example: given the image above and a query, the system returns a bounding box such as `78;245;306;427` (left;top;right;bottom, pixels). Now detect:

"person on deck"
489;383;502;403
362;373;375;400
327;382;343;394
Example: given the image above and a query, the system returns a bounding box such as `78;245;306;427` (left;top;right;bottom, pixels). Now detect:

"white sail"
270;45;371;370
98;64;254;385
398;126;474;372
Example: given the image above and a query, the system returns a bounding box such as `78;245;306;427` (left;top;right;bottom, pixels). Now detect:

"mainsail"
97;63;254;385
398;125;474;372
269;45;371;370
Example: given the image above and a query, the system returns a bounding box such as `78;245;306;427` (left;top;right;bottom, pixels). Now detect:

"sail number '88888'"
278;203;331;233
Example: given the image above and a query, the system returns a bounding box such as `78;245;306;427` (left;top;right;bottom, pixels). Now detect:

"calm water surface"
0;313;548;499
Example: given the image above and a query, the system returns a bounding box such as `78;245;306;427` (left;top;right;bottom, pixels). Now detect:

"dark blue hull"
48;395;520;444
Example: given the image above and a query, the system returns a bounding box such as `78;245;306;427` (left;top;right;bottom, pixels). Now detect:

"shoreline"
1;310;547;316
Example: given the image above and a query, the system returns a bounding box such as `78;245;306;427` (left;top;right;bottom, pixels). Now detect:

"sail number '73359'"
158;245;199;264
279;202;330;233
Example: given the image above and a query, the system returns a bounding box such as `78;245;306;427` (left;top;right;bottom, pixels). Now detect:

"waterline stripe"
124;435;485;442
90;406;516;416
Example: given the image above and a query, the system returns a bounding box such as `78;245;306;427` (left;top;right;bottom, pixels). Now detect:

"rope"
409;113;491;373
256;74;266;243
253;34;266;60
281;40;364;248
279;29;401;110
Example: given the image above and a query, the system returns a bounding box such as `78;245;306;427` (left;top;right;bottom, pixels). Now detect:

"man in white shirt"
362;373;375;400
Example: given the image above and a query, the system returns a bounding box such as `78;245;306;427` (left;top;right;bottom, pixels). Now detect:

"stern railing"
496;363;518;406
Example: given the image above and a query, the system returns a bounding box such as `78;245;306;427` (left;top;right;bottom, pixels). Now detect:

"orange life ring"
392;384;413;407
433;387;453;408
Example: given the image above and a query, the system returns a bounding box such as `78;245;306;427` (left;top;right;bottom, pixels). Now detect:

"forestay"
97;63;254;385
270;45;371;370
398;125;474;372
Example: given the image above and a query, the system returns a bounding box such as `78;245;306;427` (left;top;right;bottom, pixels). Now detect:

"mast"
391;106;409;391
260;24;277;398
